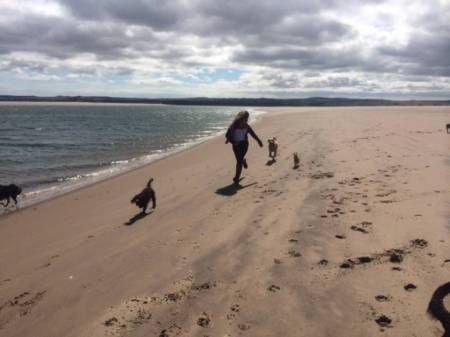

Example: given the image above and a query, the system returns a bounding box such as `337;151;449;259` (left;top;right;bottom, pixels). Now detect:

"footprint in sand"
238;323;251;331
197;312;211;327
0;290;47;329
375;295;390;302
191;281;215;291
288;250;301;258
227;304;241;321
0;278;12;287
351;225;369;234
267;284;281;292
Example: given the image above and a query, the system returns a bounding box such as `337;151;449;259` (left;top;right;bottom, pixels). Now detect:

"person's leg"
232;144;242;182
233;141;248;182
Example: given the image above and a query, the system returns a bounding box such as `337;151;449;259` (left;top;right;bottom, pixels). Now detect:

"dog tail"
147;178;154;188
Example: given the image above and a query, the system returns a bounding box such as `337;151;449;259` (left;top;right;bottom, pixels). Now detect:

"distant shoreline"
1;95;449;106
0;101;166;106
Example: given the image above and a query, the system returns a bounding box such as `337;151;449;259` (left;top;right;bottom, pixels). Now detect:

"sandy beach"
0;106;449;337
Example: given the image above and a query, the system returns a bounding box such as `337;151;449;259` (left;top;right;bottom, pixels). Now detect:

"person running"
225;110;263;184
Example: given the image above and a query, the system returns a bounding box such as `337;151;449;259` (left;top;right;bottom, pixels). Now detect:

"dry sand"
0;106;449;337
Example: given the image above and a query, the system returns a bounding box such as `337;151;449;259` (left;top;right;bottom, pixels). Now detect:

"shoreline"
0;106;448;337
0;101;167;106
3;107;267;214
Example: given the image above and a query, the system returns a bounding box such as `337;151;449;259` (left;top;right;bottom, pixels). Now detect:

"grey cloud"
0;0;448;99
304;77;363;88
0;14;167;60
233;47;363;71
59;0;184;29
376;3;450;77
261;73;301;89
59;0;354;47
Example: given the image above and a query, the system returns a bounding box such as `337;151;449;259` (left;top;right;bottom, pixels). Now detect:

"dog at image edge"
131;178;156;214
0;184;22;207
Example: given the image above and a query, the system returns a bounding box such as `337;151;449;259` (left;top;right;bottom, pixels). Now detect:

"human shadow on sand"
215;182;257;197
124;210;154;226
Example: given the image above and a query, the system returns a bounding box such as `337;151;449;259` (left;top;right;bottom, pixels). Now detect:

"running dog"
0;184;22;207
268;137;278;160
131;178;156;214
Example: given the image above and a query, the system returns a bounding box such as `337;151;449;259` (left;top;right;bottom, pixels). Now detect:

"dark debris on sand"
389;252;404;263
319;259;329;266
375;315;392;327
404;283;417;291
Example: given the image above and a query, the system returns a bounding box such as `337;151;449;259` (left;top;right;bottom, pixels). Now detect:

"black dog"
446;123;450;134
428;282;450;337
0;184;22;207
131;178;156;214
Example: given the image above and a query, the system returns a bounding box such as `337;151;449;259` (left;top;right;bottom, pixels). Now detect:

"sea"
0;103;264;207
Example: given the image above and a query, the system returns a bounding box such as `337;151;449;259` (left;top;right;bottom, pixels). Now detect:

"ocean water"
0;104;262;206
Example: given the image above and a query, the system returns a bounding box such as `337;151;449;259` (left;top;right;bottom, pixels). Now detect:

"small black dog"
446;123;450;134
131;178;156;214
0;184;22;207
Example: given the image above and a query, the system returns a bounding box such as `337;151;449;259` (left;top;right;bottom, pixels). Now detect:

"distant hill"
0;95;449;106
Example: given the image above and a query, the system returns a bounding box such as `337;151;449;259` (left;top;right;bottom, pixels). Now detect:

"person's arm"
247;125;263;147
225;126;232;144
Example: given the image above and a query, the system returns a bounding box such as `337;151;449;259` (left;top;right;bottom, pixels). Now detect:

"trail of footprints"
0;290;47;329
95;277;253;337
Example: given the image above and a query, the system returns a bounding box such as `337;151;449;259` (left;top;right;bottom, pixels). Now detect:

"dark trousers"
232;140;248;180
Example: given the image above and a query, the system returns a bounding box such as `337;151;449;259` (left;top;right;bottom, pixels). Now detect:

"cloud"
0;0;448;98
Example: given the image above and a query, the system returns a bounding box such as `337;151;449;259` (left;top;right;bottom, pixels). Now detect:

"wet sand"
0;106;449;337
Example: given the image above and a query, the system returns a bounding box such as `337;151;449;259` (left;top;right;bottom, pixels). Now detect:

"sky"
0;0;449;99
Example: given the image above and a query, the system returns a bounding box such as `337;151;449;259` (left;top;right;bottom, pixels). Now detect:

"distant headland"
1;95;449;106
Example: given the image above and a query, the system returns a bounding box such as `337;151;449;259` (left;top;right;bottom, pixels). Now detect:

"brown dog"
268;137;278;160
293;152;300;169
131;178;156;214
0;184;22;207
